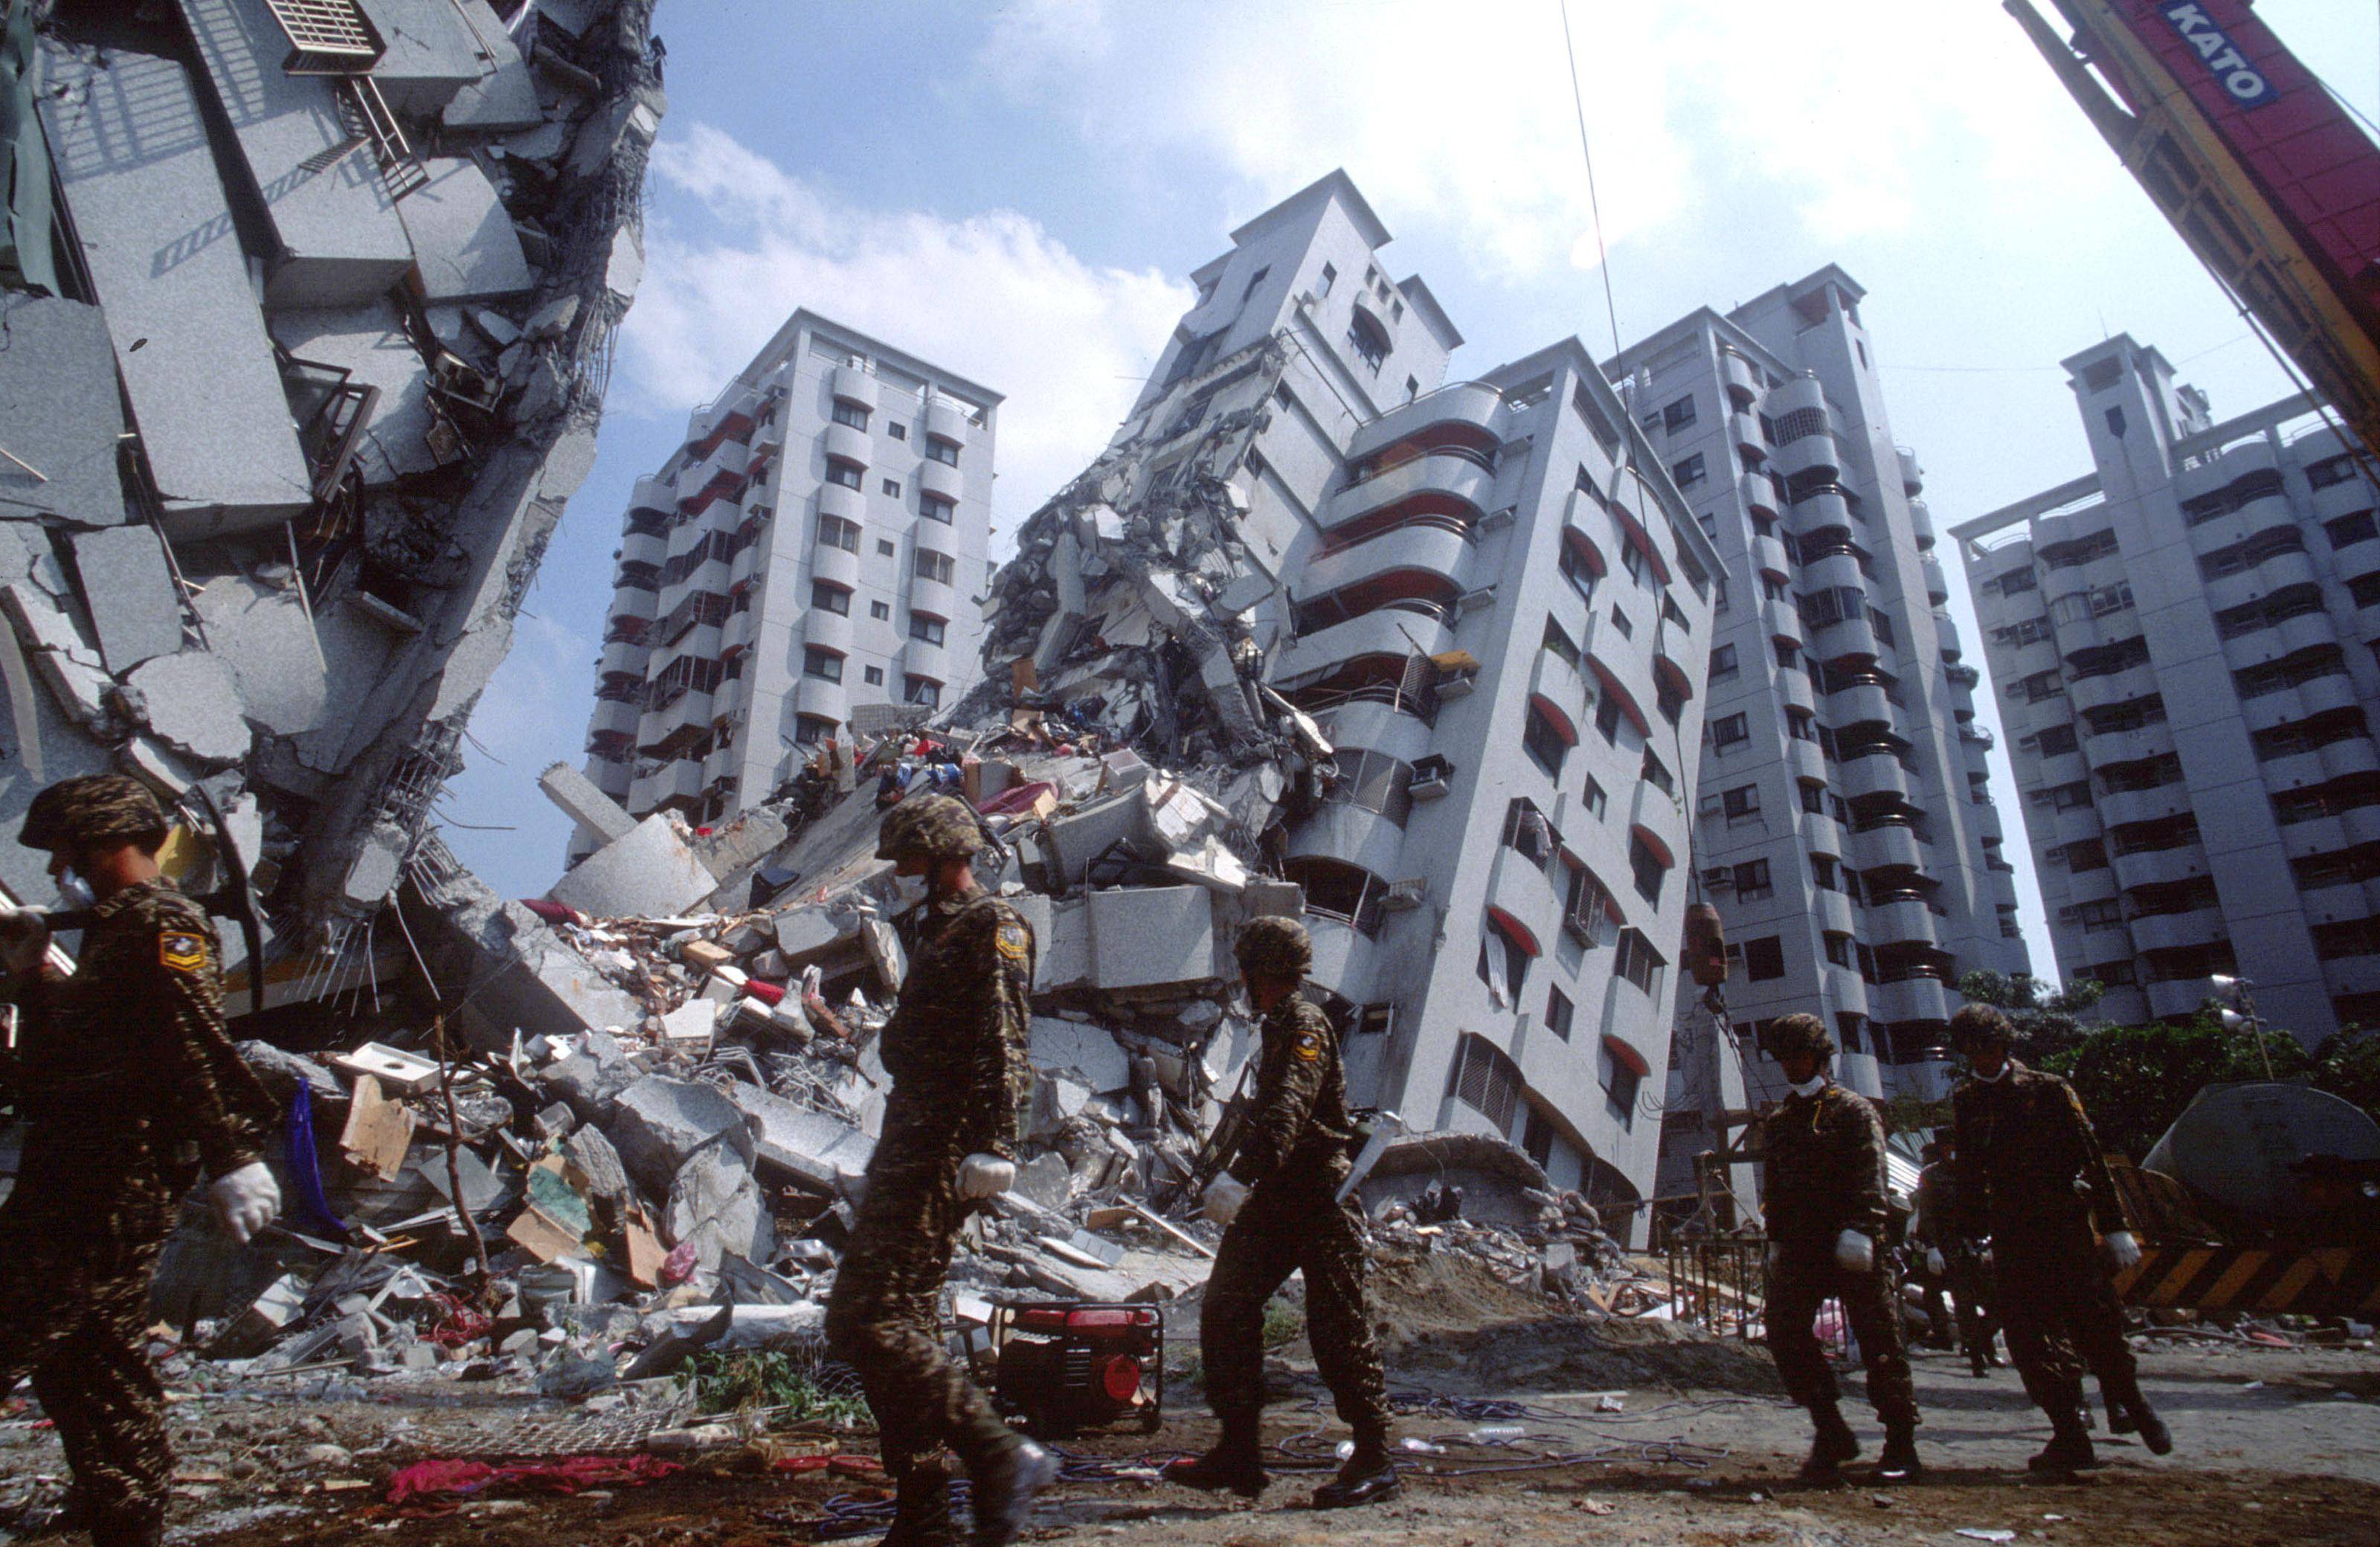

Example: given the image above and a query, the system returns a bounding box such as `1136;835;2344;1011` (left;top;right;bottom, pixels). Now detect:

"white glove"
209;1161;281;1245
1202;1174;1251;1226
956;1153;1014;1202
0;910;48;976
2102;1229;2141;1270
1926;1247;1947;1278
1835;1228;1875;1273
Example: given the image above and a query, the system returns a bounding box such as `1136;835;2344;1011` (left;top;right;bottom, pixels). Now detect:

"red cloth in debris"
515;898;586;927
386;1453;681;1505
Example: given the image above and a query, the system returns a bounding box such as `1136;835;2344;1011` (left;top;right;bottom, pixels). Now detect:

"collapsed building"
0;0;660;1006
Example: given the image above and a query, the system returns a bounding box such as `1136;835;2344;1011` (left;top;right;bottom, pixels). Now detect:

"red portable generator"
988;1302;1165;1438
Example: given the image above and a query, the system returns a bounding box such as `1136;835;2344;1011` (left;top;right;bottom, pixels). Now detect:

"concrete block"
607;1075;747;1198
399;158;536;303
1007;893;1088;992
1028;1070;1093;1140
725;1084;875;1194
681;939;733;974
1040;790;1145;888
548;814;716;919
539;760;635;844
126;651;250;766
66;528;180;675
357;0;489;115
37;43;312;538
659;999;717;1049
174;0;416;306
1029;1017;1131;1093
773;907;855;961
443;1;543;129
663;1138;774;1281
1086;886;1217;991
692;805;789;878
0;294;127;526
562;1123;631;1205
268;303;450;485
192;574;393;741
1011;1151;1073;1212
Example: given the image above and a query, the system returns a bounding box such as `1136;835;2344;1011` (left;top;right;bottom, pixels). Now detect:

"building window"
1317;261;1337;297
1661;394;1696;432
1584;776;1608;819
1671;452;1706;488
887;422;907;440
1717;784;1759;823
1710;643;1738;679
2037;723;2079;757
1559;538;1601;602
1785;708;1818;743
826;458;864;490
863;665;885;686
909;613;947;646
1476;914;1534;1005
1629;833;1667;904
1604;1051;1641;1119
1998;566;2037;594
1610;605;1633;639
1734;858;1774;901
1743;934;1785;980
793;713;837;745
877;538;897;556
1615;927;1665;997
922;492;956;524
1546;985;1574;1043
803;647;844;683
1522;702;1572;779
915;549;956;585
1543;617;1581;666
881;477;901;497
2326;509;2378;549
1711;712;1749;749
817;515;860;552
1823;932;1852;967
1240;263;1270;303
1801;782;1826;814
811;581;851;615
925;435;961;467
904;675;942;707
832;400;869;430
869;600;890;620
1405;374;1420;401
1595;694;1623;747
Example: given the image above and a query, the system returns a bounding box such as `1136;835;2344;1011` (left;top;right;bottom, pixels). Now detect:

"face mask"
1788;1073;1827;1098
54;870;95;910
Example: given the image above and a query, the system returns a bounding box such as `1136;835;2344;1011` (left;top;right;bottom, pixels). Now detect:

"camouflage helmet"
1765;1012;1835;1062
1234;916;1313;980
19;774;170;855
1949;1004;2016;1054
875;792;984;861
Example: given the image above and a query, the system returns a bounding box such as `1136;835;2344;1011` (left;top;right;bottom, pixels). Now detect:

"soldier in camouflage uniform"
823;794;1055;1547
1163;917;1398;1510
1913;1133;1999;1377
1949;1005;2170;1475
0;775;280;1547
1760;1013;1921;1484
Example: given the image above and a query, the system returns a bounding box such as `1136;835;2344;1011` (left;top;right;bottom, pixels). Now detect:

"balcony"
1921;553;1949;605
817;480;867;524
1800;807;1844;855
1812;886;1856;936
2203;546;2320;614
1310;693;1436;766
1908;498;1935;549
2110;842;2207;891
1530;646;1592;727
1720;348;1763;404
1934;610;1964;660
1730;410;1766;462
1763;596;1806;649
1873;975;1949;1024
1827;681;1894;728
721;608;754;654
1740;470;1781;520
908;567;957;616
1840;751;1909;801
1798;549;1864;595
1896;446;1923;495
918;456;965;504
1318;451;1496;536
831;361;880;411
1749;532;1792;580
2081;721;2173;768
2066;662;2158;716
2297;877;2372;925
810;540;861;590
1631;779;1688;880
1809;611;1879;663
1771;425;1842;483
1487;846;1562;958
2322;953;2380;1000
628;474;675;518
1849;821;1925;873
1305;913;1380;997
805;607;854;653
1785;736;1828;783
678;442;753;511
2100;784;2187;829
2129;907;2225;953
599;639;651;679
1778;669;1815;714
823;419;871;468
902;634;951;678
1346;380;1505;462
1304;516;1478;600
620;529;666;569
1276;601;1457;681
1865;895;1938;946
2054;803;2103;845
924;396;975;446
2323;736;2380;779
608;583;657;625
1287;798;1409;882
587;697;638;738
792;674;848;721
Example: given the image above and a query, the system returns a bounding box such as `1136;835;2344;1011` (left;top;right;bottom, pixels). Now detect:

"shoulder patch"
160;930;207;975
1294;1030;1323;1061
995;919;1032;962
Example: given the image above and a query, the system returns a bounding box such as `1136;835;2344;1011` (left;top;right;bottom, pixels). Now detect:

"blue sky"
440;0;2380;988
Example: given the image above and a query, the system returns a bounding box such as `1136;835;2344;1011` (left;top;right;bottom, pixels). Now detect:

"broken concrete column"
605;1075;750;1198
539;760;637;846
547;813;718;919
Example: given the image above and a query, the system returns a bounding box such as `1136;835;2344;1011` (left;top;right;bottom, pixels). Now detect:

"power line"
1557;0;1624;363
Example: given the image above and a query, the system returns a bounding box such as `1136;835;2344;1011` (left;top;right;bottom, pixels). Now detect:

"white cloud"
621;123;1194;537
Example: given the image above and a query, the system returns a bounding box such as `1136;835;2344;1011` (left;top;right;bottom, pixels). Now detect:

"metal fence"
1660;1237;1768;1340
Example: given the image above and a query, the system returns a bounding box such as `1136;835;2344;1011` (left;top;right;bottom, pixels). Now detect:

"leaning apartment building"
1613;275;2033;1226
577;313;999;855
1035;173;1726;1228
1957;335;2380;1043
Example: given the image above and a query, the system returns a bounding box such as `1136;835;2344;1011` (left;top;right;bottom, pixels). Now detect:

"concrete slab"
126;649;250;765
442;0;543;130
725;1084;876;1194
1086;885;1217;991
269;303;448;485
1030;1016;1132;1093
173;0;416;307
607;1075;746;1198
548;813;715;919
67;528;181;675
190;574;393;739
358;0;489;116
539;760;635;844
37;43;314;538
0;294;127;526
399;158;534;303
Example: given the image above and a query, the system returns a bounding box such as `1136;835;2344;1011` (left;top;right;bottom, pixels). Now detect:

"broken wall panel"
36;42;314;538
0;294;127;527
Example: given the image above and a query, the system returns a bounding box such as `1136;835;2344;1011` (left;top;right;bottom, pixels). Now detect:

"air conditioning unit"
1701;866;1734;890
1562;913;1601;948
1409;754;1454;800
1383;878;1427;910
1458;586;1497;614
1480;505;1517;532
1435;669;1478;700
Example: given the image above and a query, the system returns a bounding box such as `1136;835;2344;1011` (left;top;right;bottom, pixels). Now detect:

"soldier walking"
0;774;282;1547
1948;1004;2170;1474
1914;1133;2000;1377
823;794;1055;1547
1759;1013;1922;1484
1163;918;1398;1509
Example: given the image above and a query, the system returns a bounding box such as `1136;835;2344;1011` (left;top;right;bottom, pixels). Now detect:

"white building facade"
579;313;998;854
1612;276;2033;1229
1956;335;2380;1043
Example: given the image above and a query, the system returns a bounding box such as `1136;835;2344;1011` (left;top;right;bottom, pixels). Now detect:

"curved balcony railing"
1303;518;1479;600
1318;451;1496;535
918;457;965;503
1346;380;1507;463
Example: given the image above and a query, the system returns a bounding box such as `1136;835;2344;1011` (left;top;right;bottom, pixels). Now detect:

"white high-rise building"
1613;274;2031;1231
577;313;999;856
1956;335;2380;1042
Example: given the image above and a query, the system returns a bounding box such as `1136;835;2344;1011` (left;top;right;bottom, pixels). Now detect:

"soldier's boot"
88;1504;164;1547
1966;1340;1992;1378
1160;1414;1268;1499
2106;1377;2172;1456
2106;1398;2137;1435
956;1418;1058;1547
1311;1423;1400;1510
881;1461;956;1547
1876;1421;1922;1485
1797;1400;1861;1483
2026;1409;2101;1476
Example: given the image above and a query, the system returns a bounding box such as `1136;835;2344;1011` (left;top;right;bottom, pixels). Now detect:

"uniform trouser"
823;1110;1007;1479
1992;1224;2140;1421
1765;1241;1919;1426
1202;1175;1391;1440
1944;1250;1998;1356
0;1216;172;1546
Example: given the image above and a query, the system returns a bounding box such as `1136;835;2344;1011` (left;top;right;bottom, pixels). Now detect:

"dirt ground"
3;1253;2376;1546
